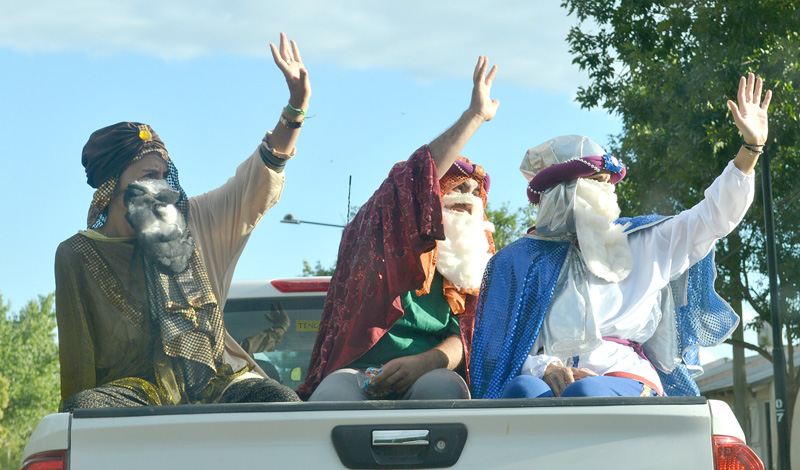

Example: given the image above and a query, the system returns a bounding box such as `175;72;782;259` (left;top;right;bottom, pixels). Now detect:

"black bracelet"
259;144;288;172
742;142;765;154
742;142;766;155
280;113;304;129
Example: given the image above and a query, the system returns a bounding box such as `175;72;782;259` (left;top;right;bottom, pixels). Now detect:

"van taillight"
713;435;764;470
271;279;330;293
19;450;67;470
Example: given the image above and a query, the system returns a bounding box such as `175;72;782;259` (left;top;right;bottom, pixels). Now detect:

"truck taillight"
271;279;330;293
713;435;764;470
19;450;67;470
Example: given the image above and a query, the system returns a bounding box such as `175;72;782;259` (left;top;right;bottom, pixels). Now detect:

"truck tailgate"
69;397;714;469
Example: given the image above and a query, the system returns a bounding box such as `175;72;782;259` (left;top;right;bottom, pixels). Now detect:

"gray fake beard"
124;179;194;274
436;193;494;291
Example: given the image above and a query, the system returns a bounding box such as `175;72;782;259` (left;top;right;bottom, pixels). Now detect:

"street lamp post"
281;214;345;229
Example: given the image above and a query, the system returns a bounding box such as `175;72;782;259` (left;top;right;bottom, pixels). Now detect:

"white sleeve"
634;160;754;280
521;354;563;379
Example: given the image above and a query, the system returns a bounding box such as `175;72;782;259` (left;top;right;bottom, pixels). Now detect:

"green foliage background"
0;294;60;469
485;202;536;251
561;0;800;334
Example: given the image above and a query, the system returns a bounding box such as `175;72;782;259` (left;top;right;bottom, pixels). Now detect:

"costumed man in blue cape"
470;73;772;398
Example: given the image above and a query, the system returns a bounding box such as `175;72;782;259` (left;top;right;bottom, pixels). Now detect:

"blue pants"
500;375;658;398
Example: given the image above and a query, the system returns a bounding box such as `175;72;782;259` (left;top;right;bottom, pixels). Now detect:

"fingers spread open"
474;56;487;84
737;76;747;105
291;39;303;64
727;100;743;122
485;64;498;85
746;72;755;102
280;32;291;59
270;43;287;71
762;89;773;110
753;77;763;106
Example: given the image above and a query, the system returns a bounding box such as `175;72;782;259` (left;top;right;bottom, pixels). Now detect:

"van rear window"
224;295;325;389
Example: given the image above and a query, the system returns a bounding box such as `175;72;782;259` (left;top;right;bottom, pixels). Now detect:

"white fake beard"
436;193;495;291
573;178;633;283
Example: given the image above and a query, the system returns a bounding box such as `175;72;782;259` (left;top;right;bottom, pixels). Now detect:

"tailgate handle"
372;430;430;446
333;423;467;469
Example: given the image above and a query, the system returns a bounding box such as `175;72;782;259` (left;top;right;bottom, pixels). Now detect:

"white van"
223;276;330;389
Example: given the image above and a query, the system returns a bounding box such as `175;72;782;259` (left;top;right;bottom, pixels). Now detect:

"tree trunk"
732;302;750;440
729;232;750;439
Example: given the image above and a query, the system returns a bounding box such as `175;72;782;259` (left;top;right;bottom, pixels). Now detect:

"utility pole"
760;148;790;470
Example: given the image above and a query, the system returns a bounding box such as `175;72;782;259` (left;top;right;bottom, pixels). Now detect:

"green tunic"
348;273;460;369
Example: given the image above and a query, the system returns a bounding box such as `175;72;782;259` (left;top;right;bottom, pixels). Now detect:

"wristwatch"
280;113;304;129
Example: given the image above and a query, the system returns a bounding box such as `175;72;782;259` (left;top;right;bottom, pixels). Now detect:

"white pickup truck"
20;277;764;470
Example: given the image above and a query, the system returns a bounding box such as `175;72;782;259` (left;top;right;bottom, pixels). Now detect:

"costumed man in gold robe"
55;33;310;410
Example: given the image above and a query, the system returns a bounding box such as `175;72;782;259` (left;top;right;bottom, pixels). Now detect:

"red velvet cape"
296;146;478;400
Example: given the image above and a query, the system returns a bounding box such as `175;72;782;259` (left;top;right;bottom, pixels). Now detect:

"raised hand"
270;32;311;110
265;303;290;331
469;56;499;122
428;56;499;177
727;73;771;146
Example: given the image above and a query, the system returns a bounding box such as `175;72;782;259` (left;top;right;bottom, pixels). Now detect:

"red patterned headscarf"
418;157;495;314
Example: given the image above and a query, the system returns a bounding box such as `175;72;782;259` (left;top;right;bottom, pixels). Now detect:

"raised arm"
728;73;772;175
267;32;312;155
429;56;499;178
631;73;773;279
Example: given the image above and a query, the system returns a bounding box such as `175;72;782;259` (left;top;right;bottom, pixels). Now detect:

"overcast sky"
0;1;590;92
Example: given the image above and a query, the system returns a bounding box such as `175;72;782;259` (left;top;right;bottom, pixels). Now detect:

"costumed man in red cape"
296;57;499;401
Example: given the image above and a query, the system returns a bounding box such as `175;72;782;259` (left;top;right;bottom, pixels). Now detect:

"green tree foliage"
562;0;800;428
485;202;537;251
0;293;60;469
300;260;336;277
0;374;9;446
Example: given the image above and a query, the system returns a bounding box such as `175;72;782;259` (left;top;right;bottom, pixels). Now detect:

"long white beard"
436;193;494;291
573;178;633;283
